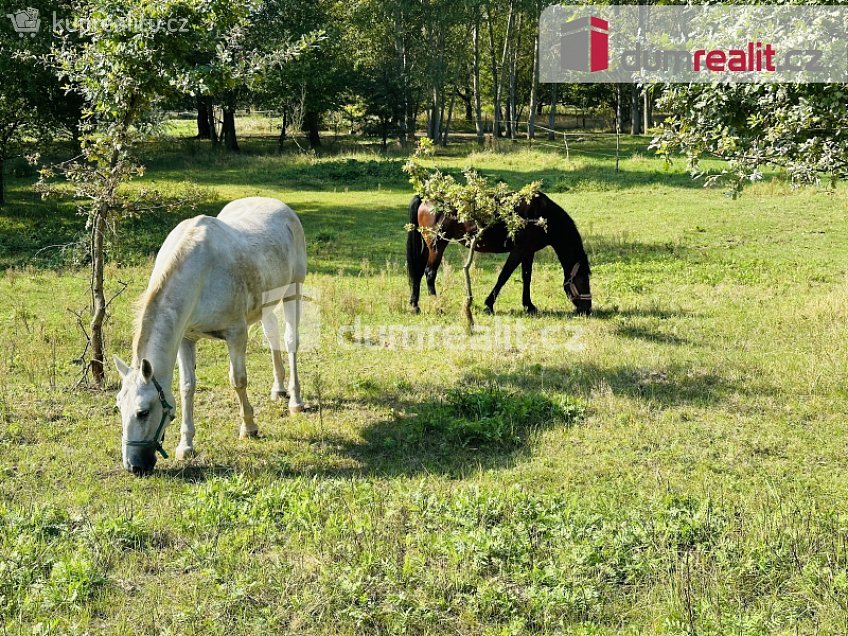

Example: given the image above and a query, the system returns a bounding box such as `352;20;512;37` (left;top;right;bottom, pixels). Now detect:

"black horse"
407;192;592;315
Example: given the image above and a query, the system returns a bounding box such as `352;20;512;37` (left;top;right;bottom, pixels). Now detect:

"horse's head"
114;356;175;476
564;261;592;316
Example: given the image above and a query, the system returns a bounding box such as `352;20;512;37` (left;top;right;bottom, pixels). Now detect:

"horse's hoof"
175;445;196;460
270;389;289;402
410;304;420;314
239;427;260;439
524;305;538;315
483;305;494;315
289;403;305;415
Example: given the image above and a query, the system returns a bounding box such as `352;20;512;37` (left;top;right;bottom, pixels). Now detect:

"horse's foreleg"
521;254;538;314
425;239;447;296
225;325;257;439
283;289;305;414
175;338;197;460
260;309;289;402
484;251;523;314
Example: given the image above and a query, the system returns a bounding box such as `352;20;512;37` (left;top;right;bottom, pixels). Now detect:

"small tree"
404;138;541;331
39;0;238;386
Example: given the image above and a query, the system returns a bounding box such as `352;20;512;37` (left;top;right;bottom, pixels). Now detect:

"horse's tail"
407;195;427;285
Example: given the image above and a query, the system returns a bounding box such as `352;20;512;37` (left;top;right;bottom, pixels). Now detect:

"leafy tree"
251;0;341;149
38;0;243;385
404;138;540;330
344;0;426;147
654;84;848;193
0;0;81;205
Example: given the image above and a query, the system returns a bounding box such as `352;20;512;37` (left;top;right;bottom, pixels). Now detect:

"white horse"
114;197;307;475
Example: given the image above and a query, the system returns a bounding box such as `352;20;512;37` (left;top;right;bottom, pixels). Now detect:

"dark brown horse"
407;192;592;315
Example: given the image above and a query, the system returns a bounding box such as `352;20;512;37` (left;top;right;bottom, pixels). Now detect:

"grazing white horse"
113;197;307;475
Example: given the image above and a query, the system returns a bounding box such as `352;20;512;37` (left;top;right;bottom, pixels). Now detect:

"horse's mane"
132;222;205;361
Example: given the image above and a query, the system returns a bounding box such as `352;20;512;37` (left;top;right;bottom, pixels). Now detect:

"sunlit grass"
1;135;848;633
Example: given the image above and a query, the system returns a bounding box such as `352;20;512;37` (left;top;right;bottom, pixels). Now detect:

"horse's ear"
140;358;154;383
113;355;131;379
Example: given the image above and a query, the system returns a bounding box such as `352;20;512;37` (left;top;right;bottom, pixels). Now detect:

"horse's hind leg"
261;309;289;402
175;338;197;460
225;324;258;439
409;269;424;313
283;286;305;414
425;239;447;296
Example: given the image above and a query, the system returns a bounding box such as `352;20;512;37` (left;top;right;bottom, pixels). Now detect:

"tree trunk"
630;84;642;135
547;84;557;140
90;209;107;386
507;12;521;140
0;156;5;207
429;54;445;143
279;110;288;147
406;107;417;143
499;1;515;139
616;84;623;134
472;13;485;145
196;98;211;139
207;103;218;145
485;4;502;139
395;3;410;146
462;235;480;333
304;110;321;148
643;86;654;131
528;19;540;140
442;90;455;146
437;95;446;143
222;107;239;151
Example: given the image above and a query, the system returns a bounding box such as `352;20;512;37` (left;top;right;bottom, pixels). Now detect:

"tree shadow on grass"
484;305;696;322
489;164;709;193
289;427;530;479
459;361;773;409
589;306;695;320
612;324;691;346
158;462;236;482
270;358;765;478
157;387;586;482
583;235;699;268
147;352;774;483
281;388;582;479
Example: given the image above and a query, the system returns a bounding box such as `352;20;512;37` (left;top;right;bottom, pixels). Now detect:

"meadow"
1;130;848;634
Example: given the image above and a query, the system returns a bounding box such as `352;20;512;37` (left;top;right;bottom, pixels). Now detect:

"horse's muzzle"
125;450;157;476
574;300;592;316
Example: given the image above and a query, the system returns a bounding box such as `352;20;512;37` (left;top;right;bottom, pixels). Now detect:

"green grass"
2;135;848;634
